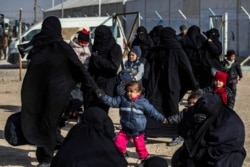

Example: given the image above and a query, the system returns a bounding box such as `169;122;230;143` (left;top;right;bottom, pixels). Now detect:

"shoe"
37;162;50;167
167;136;183;146
123;151;129;159
136;156;149;167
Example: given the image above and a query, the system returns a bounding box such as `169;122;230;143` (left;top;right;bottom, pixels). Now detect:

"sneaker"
136;156;149;167
37;162;50;167
123;151;129;159
166;136;183;146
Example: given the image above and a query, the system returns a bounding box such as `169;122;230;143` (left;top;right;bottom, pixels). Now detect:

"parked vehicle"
8;16;124;64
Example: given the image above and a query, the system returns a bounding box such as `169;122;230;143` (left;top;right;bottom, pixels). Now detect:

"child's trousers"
114;130;149;159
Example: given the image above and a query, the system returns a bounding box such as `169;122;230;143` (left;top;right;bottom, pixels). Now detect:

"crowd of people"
16;16;245;167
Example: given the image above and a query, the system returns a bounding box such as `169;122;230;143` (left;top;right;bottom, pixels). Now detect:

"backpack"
4;112;30;146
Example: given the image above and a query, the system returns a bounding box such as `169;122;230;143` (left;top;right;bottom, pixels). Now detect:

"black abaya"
51;107;127;167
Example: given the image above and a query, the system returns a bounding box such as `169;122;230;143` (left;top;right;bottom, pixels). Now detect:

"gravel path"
0;60;249;167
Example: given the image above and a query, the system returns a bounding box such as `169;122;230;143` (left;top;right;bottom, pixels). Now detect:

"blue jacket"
101;95;165;136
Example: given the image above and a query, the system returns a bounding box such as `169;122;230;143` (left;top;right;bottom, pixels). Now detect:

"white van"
8;16;124;64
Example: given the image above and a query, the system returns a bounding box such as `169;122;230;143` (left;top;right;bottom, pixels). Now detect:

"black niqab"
143;156;168;167
160;27;182;49
51;107;127;167
93;25;115;55
172;93;246;167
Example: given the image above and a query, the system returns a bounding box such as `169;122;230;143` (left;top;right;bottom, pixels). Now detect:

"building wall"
44;0;250;57
124;0;250;57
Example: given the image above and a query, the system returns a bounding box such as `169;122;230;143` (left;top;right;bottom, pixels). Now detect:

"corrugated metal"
46;0;124;11
43;0;250;57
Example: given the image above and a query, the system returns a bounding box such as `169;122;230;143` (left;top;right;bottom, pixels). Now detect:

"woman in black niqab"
20;16;98;165
51;107;128;167
172;93;246;167
86;25;122;113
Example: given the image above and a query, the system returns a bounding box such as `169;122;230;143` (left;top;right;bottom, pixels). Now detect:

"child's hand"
162;118;168;124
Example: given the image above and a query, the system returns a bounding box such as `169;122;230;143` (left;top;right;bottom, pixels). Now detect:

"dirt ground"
0;60;249;167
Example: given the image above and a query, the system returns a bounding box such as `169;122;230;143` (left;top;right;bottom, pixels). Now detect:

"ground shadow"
0;63;27;69
146;138;169;144
0;129;4;140
0;105;21;112
0;145;36;166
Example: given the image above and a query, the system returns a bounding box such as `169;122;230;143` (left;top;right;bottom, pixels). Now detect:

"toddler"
96;80;166;161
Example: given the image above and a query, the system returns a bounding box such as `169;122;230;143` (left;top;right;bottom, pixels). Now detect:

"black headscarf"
136;26;148;42
204;28;220;42
143;156;168;167
18;16;63;59
185;93;222;157
149;25;164;45
160;27;182;49
185;25;205;49
81;106;115;139
51;107;127;167
93;25;116;55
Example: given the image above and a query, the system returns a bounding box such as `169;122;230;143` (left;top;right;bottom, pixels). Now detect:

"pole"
61;0;64;18
168;0;170;26
241;6;250;55
236;0;239;55
99;0;101;17
178;9;187;20
18;8;23;81
34;0;37;23
223;13;228;55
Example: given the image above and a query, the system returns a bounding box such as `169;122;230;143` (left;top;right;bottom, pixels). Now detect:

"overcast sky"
0;0;62;23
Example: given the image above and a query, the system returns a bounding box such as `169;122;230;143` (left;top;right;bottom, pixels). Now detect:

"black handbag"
4;112;30;146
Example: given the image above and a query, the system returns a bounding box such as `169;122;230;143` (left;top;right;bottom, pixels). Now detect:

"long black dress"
86;25;122;112
20;16;97;163
51;107;128;167
144;27;198;137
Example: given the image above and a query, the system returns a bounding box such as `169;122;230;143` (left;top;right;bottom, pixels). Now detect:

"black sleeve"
64;42;98;91
236;62;243;78
227;88;235;109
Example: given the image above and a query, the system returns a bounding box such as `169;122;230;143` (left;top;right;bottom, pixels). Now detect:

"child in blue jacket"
96;80;166;161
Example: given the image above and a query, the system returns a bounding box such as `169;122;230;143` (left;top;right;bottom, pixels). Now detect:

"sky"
0;0;62;23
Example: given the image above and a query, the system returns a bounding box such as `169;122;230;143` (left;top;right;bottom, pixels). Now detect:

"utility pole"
99;0;101;16
18;8;23;81
34;0;37;23
61;0;64;18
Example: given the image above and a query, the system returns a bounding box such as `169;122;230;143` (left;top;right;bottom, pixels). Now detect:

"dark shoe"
167;136;183;146
123;151;129;159
136;156;149;167
37;162;50;167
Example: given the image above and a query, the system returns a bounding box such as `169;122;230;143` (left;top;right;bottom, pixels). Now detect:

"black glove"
194;113;207;124
96;89;105;98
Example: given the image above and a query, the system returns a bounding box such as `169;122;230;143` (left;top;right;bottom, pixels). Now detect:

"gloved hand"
96;89;105;98
194;113;207;124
